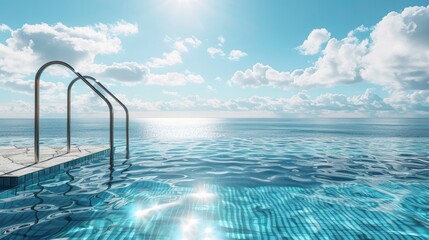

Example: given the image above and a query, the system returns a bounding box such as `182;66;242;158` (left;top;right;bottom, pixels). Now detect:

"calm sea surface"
0;118;428;239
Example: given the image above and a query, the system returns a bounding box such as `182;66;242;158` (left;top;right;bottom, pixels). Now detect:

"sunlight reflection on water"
1;119;429;239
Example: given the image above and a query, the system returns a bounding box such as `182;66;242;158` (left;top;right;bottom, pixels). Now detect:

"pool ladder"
34;61;129;164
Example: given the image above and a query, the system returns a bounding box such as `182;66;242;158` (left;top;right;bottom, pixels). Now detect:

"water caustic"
0;119;428;239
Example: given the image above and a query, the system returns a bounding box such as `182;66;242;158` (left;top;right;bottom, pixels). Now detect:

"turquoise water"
0;118;428;239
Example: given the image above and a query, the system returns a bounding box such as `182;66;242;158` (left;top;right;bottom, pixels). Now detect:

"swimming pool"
0;118;428;239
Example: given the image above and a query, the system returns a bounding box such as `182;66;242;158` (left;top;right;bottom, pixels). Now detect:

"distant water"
2;118;429;139
0;118;428;239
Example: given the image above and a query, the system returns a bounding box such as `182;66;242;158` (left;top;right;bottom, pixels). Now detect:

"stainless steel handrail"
34;61;114;163
68;75;129;158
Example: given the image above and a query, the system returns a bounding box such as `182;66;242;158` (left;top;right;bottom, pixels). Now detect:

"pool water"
0;118;428;239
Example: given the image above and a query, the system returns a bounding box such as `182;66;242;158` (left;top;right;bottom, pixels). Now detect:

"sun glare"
166;0;199;7
165;0;204;11
159;0;208;27
177;0;195;5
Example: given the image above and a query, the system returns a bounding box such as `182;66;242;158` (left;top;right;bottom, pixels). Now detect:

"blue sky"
1;0;429;117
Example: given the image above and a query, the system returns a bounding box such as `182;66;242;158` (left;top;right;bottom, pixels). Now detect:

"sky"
0;0;429;118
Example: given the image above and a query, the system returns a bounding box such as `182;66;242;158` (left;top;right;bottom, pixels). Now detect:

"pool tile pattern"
0;146;110;187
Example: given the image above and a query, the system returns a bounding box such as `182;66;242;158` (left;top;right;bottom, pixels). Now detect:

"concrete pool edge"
0;146;111;188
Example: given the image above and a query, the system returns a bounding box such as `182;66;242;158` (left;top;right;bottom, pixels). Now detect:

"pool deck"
0;146;110;188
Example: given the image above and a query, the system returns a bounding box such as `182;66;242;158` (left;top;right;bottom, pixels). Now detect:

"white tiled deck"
0;146;110;187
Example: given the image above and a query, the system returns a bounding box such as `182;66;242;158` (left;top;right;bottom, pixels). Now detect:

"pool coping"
0;146;111;188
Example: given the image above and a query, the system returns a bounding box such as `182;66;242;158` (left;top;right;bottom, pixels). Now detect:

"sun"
160;0;207;24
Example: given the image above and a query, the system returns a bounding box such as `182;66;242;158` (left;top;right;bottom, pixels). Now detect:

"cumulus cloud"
231;6;429;92
146;50;183;68
385;90;429;111
1;100;32;114
0;42;38;76
228;50;248;61
294;35;368;87
345;88;392;110
162;90;180;96
82;89;394;115
230;36;368;88
207;85;216;92
207;35;246;61
3;88;427;117
147;72;204;86
85;62;204;86
218;35;225;46
0;24;11;32
0;78;65;95
1;21;138;71
347;25;370;37
70;92;102;112
184;36;202;48
100;20;138;36
206;89;391;114
147;36;201;68
207;47;225;58
0;20;139;94
298;28;331;55
87;62;150;83
0;22;206;96
362;6;429;91
229;63;293;88
0;99;73;117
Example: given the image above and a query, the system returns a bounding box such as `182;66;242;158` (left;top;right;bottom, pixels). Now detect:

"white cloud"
0;78;65;95
293;35;368;87
232;6;429;92
347;25;370;37
84;62;205;87
184;36;202;48
0;21;138;78
147;36;201;68
3;89;428;117
162;90;180;96
298;28;331;55
100;20;138;36
147;50;183;68
207;47;225;58
346;89;392;110
362;6;429;91
218;35;225;46
209;89;392;114
71;92;101;112
0;24;11;32
123;89;392;114
228;50;248;61
0;21;141;96
174;42;188;52
0;26;204;92
0;100;32;114
385;90;429;111
229;63;293;88
147;72;204;86
208;36;246;61
207;85;216;92
230;34;368;88
86;62;150;83
0;99;71;117
0;42;37;76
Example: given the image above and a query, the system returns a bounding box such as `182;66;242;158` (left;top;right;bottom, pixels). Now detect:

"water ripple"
0;131;428;238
